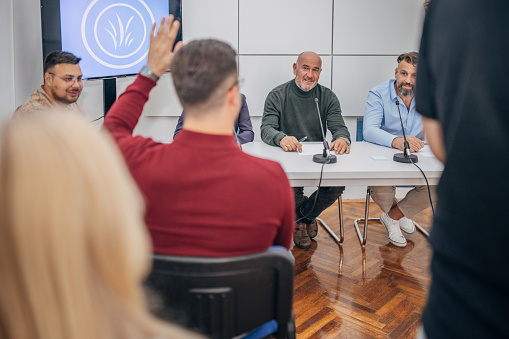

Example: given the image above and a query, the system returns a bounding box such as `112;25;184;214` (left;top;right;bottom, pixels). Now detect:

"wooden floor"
292;200;433;339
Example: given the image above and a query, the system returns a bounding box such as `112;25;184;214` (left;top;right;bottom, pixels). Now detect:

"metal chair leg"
316;196;344;244
354;187;377;247
354;188;430;247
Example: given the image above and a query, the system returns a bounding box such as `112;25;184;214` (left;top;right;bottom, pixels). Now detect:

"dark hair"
170;39;237;109
43;51;82;74
397;52;418;66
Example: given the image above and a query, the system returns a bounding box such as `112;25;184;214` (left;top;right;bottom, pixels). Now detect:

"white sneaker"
399;217;415;234
380;213;407;247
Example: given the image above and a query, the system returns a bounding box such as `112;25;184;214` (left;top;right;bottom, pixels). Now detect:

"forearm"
363;126;396;148
260;114;285;146
237;115;254;144
237;129;254;144
423;116;446;163
328;114;350;143
103;75;156;140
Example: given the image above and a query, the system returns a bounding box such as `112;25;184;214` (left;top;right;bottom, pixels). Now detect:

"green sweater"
261;80;350;146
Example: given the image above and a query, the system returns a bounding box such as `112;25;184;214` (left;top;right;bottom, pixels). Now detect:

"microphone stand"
312;98;337;164
393;100;418;163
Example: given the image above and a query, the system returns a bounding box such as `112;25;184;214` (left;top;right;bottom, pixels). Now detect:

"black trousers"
293;186;344;224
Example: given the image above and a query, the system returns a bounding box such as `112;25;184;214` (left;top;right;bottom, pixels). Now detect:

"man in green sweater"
261;51;350;249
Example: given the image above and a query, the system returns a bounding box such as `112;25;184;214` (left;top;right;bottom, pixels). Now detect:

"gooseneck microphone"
312;98;337;164
393;100;418;163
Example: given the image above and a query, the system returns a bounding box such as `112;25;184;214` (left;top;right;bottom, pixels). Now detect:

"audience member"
416;0;509;337
0;112;201;339
14;51;85;116
174;93;254;144
104;16;294;257
363;52;436;247
260;51;350;249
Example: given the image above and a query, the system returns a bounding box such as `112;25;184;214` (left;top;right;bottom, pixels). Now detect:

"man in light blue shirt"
363;52;435;248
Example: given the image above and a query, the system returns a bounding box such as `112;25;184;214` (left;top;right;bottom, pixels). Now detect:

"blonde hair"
0;112;199;339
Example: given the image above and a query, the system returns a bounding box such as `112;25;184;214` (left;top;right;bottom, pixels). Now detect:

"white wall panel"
332;55;395;117
13;0;43;107
333;0;425;54
0;0;14;120
182;0;238;50
239;55;332;117
239;0;333;54
116;73;182;117
78;79;104;123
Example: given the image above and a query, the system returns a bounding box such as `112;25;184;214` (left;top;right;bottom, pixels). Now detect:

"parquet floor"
292;200;433;339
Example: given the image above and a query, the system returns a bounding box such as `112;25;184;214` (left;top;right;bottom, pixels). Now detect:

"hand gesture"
147;15;183;77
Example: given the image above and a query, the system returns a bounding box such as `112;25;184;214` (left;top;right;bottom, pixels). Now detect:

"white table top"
242;141;443;187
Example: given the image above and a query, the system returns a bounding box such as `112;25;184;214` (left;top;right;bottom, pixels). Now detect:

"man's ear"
293;63;297;75
44;72;52;85
225;84;241;120
395;67;398;78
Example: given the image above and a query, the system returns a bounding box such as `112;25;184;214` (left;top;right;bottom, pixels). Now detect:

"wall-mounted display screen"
41;0;182;79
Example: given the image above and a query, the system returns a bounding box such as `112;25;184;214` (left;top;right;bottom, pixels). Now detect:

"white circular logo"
81;0;155;69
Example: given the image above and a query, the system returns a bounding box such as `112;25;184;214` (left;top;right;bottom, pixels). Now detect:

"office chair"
144;248;295;339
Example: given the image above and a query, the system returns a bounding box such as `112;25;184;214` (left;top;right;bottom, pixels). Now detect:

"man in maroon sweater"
104;16;294;257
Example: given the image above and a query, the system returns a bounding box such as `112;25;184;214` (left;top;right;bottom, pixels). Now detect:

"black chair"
144;248;295;339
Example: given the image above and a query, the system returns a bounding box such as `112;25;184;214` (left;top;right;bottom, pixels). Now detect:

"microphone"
393;100;418;163
312;98;337;164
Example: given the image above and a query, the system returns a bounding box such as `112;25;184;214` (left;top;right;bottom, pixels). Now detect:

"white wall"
0;0;14;122
3;0;425;198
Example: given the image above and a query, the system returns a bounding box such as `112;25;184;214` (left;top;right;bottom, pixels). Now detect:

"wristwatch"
140;64;160;82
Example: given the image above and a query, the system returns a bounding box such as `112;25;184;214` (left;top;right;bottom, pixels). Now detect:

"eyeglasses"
48;73;85;86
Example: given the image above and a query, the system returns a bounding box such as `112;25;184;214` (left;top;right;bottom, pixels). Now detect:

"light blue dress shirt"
363;79;423;148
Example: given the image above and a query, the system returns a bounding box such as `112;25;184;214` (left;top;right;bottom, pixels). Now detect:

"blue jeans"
294;186;344;224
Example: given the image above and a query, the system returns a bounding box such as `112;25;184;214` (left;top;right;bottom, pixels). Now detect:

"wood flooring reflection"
292;200;433;339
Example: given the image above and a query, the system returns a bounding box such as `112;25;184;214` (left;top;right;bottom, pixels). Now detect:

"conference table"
242;141;443;246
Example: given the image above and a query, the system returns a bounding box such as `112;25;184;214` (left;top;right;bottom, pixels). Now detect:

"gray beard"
397;83;415;97
297;80;316;92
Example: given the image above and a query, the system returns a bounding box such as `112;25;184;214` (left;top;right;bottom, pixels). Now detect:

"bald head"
296;51;322;68
293;51;322;92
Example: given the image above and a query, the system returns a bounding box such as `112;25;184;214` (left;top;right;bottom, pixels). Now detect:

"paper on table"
418;145;435;157
298;143;326;155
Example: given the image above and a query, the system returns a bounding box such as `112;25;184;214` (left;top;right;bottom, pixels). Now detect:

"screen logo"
81;0;155;69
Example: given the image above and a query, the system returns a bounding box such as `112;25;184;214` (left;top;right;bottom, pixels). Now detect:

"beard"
397;81;415;97
296;78;317;92
51;87;80;104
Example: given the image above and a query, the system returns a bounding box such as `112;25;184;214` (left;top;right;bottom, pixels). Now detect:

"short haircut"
397;52;418;67
43;51;81;74
171;39;237;109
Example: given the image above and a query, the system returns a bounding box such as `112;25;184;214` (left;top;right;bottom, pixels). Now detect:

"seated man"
104;16;294;257
14;51;85;116
363;51;436;247
173;93;254;145
261;51;351;250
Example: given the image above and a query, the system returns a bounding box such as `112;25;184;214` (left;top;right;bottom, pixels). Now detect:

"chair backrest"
356;117;364;142
144;249;294;339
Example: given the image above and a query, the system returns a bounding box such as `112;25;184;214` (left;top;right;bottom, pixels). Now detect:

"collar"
389;79;399;102
175;129;241;152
